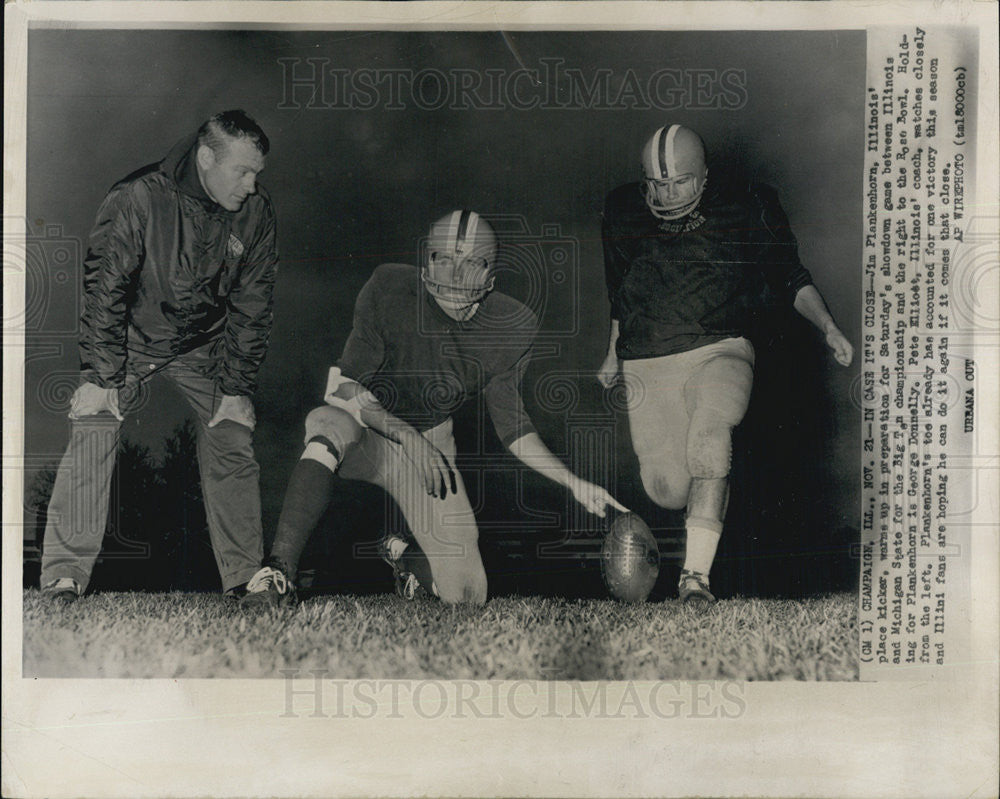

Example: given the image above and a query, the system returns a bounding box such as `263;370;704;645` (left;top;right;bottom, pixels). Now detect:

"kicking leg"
680;343;754;601
621;356;693;510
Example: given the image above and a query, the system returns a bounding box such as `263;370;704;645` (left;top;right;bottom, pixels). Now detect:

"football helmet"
640;124;708;220
422;210;497;317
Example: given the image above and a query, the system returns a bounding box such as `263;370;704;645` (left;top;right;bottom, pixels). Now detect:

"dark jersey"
602;180;813;360
337;263;538;447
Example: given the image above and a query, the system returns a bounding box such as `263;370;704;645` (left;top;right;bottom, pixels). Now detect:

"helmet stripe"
647;126;665;180
661;124;680;178
456;209;478;254
446;210;461;249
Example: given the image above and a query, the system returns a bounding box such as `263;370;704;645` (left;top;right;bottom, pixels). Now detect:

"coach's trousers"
39;352;264;593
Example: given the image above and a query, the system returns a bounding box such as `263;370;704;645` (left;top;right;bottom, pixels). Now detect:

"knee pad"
684;355;751;479
686;411;733;479
639;466;690;510
303;405;363;460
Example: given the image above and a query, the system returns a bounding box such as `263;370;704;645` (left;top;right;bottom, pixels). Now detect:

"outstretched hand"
569;477;628;518
400;429;457;499
825;327;854;367
208;394;256;430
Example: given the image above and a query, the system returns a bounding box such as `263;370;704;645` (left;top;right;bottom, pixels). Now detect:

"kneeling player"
246;210;624;605
598;125;854;604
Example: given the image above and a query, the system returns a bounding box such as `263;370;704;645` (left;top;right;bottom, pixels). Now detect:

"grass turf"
22;590;858;680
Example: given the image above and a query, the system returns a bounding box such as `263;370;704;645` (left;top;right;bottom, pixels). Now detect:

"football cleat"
678;569;716;605
398;572;427;600
242;565;296;607
379;534;431;600
224;582;248;600
42;576;81;603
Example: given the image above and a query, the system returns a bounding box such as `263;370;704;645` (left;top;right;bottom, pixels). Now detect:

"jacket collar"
161;132;224;211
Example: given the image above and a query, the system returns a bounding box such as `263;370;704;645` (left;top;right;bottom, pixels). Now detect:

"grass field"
22;589;858;680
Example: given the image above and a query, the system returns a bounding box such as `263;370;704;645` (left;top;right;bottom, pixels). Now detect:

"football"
600;511;660;602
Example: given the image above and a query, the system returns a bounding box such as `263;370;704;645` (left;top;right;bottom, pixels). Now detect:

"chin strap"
641;180;707;221
421;270;493;302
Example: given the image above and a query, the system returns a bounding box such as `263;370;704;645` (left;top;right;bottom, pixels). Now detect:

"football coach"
40;110;278;601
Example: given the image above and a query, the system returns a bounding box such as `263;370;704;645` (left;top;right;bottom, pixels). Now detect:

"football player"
598;124;854;605
245;210;625;605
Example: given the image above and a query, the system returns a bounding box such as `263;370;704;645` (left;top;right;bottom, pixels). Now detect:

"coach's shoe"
678;570;716;606
42;577;81;603
242;566;296;608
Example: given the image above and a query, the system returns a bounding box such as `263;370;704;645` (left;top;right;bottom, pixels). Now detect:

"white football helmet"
421;210;497;317
640;124;708;220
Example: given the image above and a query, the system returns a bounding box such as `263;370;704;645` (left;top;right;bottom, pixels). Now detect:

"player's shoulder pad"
603;182;651;232
372;262;419;282
750;182;781;205
747;182;793;238
603;182;645;216
482;290;540;336
368;262;421;296
747;182;787;219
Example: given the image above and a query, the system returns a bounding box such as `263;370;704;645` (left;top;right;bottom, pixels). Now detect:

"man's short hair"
197;109;270;157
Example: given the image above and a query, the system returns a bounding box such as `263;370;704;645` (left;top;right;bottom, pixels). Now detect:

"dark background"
23;29;865;598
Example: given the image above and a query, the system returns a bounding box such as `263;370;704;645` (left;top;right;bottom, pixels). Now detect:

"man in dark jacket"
40;110;278;601
598;124;853;605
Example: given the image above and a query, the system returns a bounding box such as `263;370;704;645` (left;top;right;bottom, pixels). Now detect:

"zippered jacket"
79;132;278;396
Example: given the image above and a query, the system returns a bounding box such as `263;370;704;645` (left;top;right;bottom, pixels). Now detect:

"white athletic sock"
385;536;409;561
683;516;723;576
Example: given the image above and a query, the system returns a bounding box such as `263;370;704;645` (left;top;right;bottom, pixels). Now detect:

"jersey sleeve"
601;192;632;321
483;340;538;448
336;271;386;383
754;184;814;303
